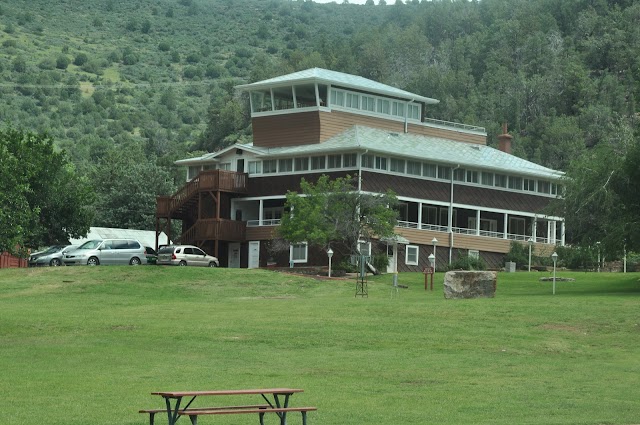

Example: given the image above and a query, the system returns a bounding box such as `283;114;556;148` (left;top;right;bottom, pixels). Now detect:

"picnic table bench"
141;388;316;425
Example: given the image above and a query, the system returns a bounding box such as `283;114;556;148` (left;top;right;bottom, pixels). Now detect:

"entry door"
236;159;245;173
386;244;395;273
248;241;260;269
228;243;241;268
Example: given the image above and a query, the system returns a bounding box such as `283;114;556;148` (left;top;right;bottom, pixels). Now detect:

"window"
481;172;494;186
328;154;342;169
294;84;316;108
290;243;308;263
377;99;390;114
537;180;550;194
438;166;451;180
423;206;438;225
361;96;375;112
188;166;200;180
346;92;359;109
468;250;480;260
264;207;283;220
248;161;262;174
523;178;536;192
310;156;325;170
508;176;523;190
250;90;273;113
375;156;387;170
331;89;344;107
407;161;421;176
466;170;479;184
294;157;309;171
408;104;420;120
263;160;277;174
218;163;231;171
390;158;405;173
453;168;466;182
509;217;526;236
405;245;419;266
494;174;507;188
279;158;293;172
392;101;405;117
358;241;371;257
343;153;357;167
361;154;374;169
551;183;558;195
423;163;437;178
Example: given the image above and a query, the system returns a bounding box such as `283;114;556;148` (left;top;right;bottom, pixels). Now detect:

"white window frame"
468;250;480;260
405;245;419;266
248;161;262;175
290;242;308;264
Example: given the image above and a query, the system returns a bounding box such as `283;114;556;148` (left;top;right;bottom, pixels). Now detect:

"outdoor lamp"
428;253;435;270
527;237;534;272
551;251;558;295
327;248;334;278
431;237;438;271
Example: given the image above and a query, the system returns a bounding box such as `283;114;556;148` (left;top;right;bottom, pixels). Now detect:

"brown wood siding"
407;122;486;145
253;110;486;148
361;171;553;214
253;112;321;147
247;171;353;197
246;226;277;241
396;228;512;254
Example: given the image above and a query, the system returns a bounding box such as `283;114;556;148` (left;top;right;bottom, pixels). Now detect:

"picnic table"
140;388;316;425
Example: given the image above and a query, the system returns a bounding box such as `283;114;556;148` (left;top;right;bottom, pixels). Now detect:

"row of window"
248;83;422;123
244;153;559;196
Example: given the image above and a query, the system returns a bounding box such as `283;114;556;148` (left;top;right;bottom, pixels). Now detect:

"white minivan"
63;239;147;266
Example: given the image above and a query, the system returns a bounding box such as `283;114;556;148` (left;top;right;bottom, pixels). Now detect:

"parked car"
63;239;147;266
156;245;219;267
145;246;158;265
29;245;75;267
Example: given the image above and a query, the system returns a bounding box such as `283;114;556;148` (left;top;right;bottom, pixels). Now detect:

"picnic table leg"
259;412;266;425
188;414;198;425
302;411;308;425
165;396;183;425
149;411;155;425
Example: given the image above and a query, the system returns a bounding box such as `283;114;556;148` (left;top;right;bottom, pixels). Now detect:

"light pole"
528;237;534;272
596;241;601;272
551;251;558;295
431;237;438;272
428;253;435;270
327;248;333;278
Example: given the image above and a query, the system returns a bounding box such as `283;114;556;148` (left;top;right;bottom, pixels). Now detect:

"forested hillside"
1;0;638;244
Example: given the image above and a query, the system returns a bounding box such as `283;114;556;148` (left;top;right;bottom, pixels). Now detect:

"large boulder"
444;271;497;299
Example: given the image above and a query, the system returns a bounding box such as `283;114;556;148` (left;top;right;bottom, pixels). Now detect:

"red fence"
0;252;28;268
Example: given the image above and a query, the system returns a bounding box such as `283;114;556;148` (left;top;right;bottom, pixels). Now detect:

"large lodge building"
156;68;564;271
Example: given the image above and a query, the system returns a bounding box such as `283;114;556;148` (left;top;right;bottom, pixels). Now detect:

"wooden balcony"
180;219;246;244
156;170;248;218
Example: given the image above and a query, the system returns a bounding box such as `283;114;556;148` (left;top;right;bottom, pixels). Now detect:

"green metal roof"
252;126;563;180
236;68;439;105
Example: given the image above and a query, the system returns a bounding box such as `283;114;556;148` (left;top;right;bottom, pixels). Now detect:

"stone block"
444;271;497;299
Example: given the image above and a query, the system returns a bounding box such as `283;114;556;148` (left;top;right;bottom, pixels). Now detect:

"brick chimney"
497;122;513;154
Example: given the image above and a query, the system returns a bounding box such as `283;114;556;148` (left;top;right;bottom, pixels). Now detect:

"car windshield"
41;246;63;254
78;240;102;249
158;246;175;254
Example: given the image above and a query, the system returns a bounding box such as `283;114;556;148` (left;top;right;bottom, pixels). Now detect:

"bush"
447;254;486;271
74;53;88;66
371;253;389;274
56;55;70;69
504;241;528;267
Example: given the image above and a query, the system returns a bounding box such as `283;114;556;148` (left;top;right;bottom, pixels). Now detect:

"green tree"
278;175;399;255
0;127;94;254
89;145;175;230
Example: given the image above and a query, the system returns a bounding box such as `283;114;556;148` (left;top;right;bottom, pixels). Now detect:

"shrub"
56;55;70;69
447;254;486;271
371;253;389;274
504;241;528;267
158;42;171;52
74;53;88;66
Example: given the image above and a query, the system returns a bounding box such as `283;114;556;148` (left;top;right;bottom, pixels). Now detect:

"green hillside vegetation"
0;0;638;242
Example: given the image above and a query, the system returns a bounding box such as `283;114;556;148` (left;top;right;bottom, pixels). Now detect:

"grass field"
0;267;638;425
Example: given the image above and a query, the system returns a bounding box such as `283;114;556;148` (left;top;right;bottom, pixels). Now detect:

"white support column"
259;199;264;226
561;221;566;246
532;218;537;243
418;202;423;230
476;210;481;235
547;220;553;244
503;214;509;239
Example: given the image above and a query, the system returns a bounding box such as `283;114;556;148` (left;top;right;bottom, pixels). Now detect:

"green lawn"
1;267;638;425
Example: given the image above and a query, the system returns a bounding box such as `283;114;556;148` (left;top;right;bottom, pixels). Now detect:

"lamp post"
327;248;333;278
428;253;435;270
431;237;438;272
527;237;534;272
596;241;601;273
551;251;558;295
